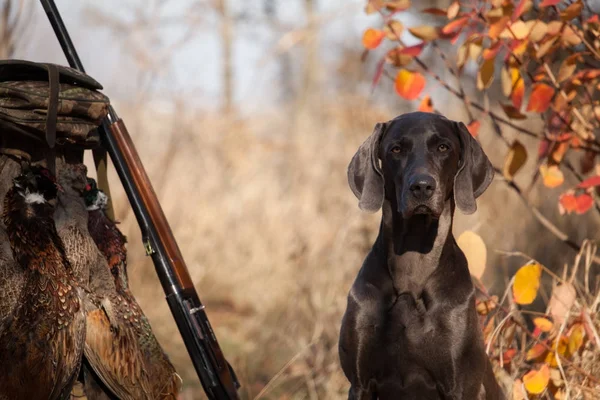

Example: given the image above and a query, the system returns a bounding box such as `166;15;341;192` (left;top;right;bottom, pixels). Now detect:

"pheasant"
84;178;181;399
0;165;86;400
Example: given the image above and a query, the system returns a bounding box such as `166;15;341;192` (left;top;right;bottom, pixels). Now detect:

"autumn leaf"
408;25;439;41
577;175;600;189
457;230;486;279
447;1;460;19
397;43;425;56
365;0;384;14
502;68;525;109
441;16;469;35
503;140;527;180
467;121;481;137
545;336;568;367
557;55;578;83
533;317;554;333
384;20;404;40
501;103;527;120
422;7;447;16
540;0;560;7
499;20;529;40
568;323;585;355
527;83;555;113
513;261;542;305
488;16;510;39
502;348;518;363
362;28;386;49
385;0;411;11
526;343;548;361
482;41;502;60
418;95;433;112
477;58;495;90
512;0;533;21
523;364;550;395
548;282;576;325
560;0;583;21
527;20;548;42
385;48;414;67
395;69;426;100
539;163;564;188
558;192;594;215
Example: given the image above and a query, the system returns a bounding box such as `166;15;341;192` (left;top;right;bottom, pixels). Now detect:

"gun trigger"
144;240;156;256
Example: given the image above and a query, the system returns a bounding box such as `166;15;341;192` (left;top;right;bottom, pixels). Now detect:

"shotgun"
39;1;241;399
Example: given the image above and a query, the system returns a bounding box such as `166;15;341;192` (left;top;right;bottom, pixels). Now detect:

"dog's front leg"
339;281;389;398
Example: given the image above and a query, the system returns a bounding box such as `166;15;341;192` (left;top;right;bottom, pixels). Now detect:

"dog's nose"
409;175;436;200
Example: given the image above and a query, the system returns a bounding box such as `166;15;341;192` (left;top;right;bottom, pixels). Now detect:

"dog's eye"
391;146;403;154
438;144;449;152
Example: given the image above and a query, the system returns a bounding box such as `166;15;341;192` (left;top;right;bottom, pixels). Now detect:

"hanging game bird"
84;178;181;399
0;165;86;400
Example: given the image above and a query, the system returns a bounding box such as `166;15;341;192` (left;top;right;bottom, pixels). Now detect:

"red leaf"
540;0;560;7
467;121;481;137
586;15;599;24
398;42;426;56
503;348;518;363
371;58;386;90
526;83;555;113
559;192;594;215
362;28;386;50
577;176;600;189
513;0;531;21
418;95;434;112
422;7;447;16
442;16;469;35
395;69;426;100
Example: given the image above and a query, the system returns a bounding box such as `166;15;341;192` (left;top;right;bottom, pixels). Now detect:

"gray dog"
339;112;503;400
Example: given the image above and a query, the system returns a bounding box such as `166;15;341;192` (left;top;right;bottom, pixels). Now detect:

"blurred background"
3;0;599;398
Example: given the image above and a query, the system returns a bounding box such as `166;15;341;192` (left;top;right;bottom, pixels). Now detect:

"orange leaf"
533;317;554;332
395;69;426;100
362;28;386;49
398;43;425;56
418;95;433;112
571;193;594;214
526;343;548;361
513;261;542;305
559;193;578;214
502;348;518;363
560;0;583;21
489;16;510;39
512;77;525;110
499;20;529;40
539;164;564;188
526;83;555;113
408;25;439;41
441;16;469;35
467;121;481;137
385;48;414;67
523;364;550;395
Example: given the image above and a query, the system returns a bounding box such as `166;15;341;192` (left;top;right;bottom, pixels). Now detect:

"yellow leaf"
503;140;527;181
523;364;550;395
477;58;495;90
499;20;529;40
447;1;460;19
533;317;553;332
539;163;564;188
527;20;548;42
408;25;439;41
457;231;487;279
513;261;542;305
568;323;585;355
545;336;568;367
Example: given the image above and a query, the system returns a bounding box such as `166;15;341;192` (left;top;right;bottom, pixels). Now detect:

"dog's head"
348;112;494;218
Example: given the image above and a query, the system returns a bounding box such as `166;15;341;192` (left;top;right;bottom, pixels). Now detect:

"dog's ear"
347;122;387;213
453;121;494;215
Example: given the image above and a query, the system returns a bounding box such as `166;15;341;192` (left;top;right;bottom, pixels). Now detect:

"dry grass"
85;95;599;399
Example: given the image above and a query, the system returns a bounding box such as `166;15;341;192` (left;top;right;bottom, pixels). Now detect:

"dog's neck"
377;198;455;294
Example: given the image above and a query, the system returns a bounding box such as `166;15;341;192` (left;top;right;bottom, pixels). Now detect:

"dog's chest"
388;253;438;295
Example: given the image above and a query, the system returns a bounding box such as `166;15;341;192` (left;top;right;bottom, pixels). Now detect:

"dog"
339;112;503;399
